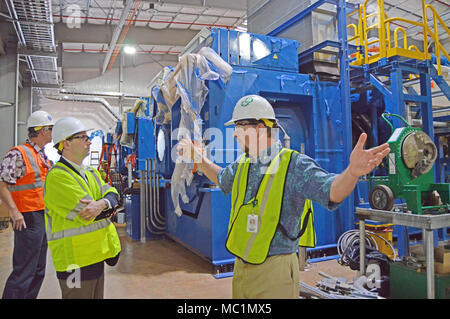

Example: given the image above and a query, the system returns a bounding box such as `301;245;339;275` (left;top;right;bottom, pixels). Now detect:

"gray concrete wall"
0;53;17;156
17;86;32;145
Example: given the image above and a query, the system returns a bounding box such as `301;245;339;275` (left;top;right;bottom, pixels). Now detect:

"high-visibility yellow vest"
226;148;316;264
43;161;121;272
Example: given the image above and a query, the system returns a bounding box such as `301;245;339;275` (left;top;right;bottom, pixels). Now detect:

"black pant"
2;210;48;299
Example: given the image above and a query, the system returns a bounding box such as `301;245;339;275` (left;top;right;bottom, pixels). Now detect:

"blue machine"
120;0;449;274
119;97;166;241
151;27;354;276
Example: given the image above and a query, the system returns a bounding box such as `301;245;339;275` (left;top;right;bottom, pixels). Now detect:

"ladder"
90;150;100;166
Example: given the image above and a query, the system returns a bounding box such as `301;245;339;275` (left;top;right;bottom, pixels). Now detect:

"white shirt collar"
62;156;86;176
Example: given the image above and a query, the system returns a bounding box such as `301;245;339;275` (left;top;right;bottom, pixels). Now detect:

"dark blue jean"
2;210;48;299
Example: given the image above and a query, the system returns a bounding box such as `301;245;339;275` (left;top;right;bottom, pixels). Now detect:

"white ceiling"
50;0;449;56
52;0;247;55
3;0;449;115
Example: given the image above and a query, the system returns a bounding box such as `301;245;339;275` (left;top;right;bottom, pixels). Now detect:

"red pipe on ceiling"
53;15;237;29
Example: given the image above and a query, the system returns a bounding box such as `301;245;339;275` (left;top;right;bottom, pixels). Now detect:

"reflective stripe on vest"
8;181;43;192
45;208;111;241
226;148;317;264
44;165;108;242
226;149;291;264
8;145;41;190
43;161;121;272
8;144;49;212
86;167;112;196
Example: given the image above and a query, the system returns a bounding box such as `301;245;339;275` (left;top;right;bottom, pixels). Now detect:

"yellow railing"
347;0;450;76
423;1;450;76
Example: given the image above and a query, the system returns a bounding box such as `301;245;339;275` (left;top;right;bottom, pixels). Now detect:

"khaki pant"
232;253;299;299
58;273;104;299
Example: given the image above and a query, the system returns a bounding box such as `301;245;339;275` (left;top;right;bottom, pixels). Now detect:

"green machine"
369;113;450;215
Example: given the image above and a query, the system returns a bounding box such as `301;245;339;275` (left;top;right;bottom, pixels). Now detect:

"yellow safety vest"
43;161;121;272
298;199;316;248
226;148;316;264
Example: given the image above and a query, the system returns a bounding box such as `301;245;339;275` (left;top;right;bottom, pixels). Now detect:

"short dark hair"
28;127;41;139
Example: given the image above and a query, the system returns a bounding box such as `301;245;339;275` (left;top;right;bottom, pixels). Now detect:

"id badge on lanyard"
247;200;259;233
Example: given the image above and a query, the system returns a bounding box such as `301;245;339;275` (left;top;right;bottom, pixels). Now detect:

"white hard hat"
224;95;277;126
52;117;92;146
27;110;54;128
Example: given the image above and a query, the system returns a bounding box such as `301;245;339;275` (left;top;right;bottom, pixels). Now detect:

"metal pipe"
156;166;164;226
59;88;142;99
139;169;146;243
411;119;449;128
52;14;238;29
43;95;120;121
146;159;153;233
14;52;19;145
119;51;124;94
152;158;165;226
424;229;435;299
127;162;132;189
145;159;155;233
101;0;137;74
359;219;366;276
147;158;164;232
152;159;157;227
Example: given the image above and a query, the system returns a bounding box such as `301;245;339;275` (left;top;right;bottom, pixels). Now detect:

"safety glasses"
68;134;90;142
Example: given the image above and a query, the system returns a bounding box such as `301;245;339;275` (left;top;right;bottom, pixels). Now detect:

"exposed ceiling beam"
54;23;198;47
145;0;245;11
101;0;137;74
18;47;58;58
32;83;60;89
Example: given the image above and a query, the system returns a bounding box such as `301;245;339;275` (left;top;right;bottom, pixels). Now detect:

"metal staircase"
347;0;450;140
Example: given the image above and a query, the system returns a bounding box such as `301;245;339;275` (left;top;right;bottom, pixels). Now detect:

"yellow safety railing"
347;7;364;63
423;0;450;76
347;0;450;76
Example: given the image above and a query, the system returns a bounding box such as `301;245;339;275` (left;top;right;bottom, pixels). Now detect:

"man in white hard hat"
0;110;54;299
44;117;121;299
177;94;390;299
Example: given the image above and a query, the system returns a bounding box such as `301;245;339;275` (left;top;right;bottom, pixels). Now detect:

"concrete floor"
0;224;358;299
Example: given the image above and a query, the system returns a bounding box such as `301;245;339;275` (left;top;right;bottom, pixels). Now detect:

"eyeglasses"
234;121;259;130
68;135;90;142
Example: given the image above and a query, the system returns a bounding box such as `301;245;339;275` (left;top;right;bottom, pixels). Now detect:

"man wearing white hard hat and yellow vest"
0;110;54;299
177;95;390;299
43;117;121;299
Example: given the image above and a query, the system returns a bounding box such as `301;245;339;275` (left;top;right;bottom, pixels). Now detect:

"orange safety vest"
7;143;51;213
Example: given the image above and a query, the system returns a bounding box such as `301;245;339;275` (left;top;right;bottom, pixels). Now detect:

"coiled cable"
337;229;397;267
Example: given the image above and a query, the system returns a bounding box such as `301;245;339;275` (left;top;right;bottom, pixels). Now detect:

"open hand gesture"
348;133;391;178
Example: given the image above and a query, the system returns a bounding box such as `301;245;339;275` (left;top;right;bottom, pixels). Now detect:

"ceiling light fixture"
123;45;136;54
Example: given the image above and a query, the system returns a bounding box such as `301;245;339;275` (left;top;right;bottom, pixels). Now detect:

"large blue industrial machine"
115;98;166;241
146;27;355;276
115;0;449;279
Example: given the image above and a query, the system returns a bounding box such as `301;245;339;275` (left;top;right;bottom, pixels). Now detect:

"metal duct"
44;95;120;121
5;0;58;86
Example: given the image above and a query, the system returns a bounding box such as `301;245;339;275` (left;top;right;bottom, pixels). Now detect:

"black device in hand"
94;208;114;221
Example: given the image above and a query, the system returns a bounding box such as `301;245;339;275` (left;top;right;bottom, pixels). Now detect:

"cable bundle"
337;229;397;267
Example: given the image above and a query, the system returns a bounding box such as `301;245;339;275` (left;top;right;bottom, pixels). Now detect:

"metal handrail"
346;7;363;62
350;0;449;75
423;2;450;76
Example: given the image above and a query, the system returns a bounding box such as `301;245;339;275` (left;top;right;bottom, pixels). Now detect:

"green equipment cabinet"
390;262;450;299
369;113;450;215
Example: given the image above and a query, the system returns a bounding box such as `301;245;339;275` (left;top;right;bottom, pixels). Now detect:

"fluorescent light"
123;45;136;54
